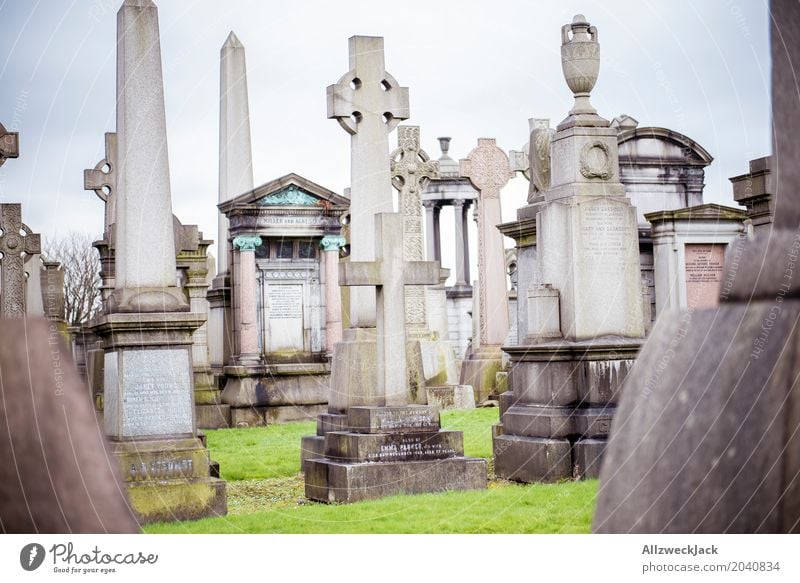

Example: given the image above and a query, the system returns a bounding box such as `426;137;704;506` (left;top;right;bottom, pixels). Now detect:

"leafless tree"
44;232;102;325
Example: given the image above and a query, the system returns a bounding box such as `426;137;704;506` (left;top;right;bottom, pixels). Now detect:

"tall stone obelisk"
90;0;226;523
208;31;254;384
493;15;645;484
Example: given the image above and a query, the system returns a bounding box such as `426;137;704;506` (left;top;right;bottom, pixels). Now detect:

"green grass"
145;407;597;534
205;407;500;481
145;479;597;534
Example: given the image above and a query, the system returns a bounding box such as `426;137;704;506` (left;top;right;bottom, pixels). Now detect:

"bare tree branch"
43;232;102;325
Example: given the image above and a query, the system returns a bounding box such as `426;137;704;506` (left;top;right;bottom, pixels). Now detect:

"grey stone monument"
493;14;645;483
594;0;800;533
0;204;41;319
305;213;487;502
88;0;225;524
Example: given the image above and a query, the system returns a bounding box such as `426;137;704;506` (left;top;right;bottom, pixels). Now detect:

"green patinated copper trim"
232;234;262;252
256;185;321;206
319;235;347;251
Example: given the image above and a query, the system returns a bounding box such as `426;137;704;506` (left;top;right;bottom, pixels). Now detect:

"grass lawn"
145;407;598;534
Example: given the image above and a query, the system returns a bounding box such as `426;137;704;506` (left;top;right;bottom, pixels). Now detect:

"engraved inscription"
580;202;629;262
129;458;193;481
121;349;193;437
685;244;725;309
366;435;458;462
267;284;303;320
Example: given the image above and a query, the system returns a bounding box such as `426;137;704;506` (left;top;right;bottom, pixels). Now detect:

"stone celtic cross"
0;122;19;168
84;132;118;235
340;213;440;405
390;126;439;334
460;138;513;346
0;204;41;318
327;36;409;136
327;35;410;328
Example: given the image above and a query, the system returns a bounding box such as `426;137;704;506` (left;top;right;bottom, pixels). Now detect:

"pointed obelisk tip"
122;0;156;8
224;31;243;49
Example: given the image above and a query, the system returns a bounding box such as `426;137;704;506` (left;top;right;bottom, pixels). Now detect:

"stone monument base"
493;337;641;482
112;438;227;523
305;405;487;503
221;362;330;426
194;366;231;429
459;345;505;403
90;311;228;523
426;384;476;410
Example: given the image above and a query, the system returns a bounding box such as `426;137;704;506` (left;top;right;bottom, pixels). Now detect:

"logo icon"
20;543;46;571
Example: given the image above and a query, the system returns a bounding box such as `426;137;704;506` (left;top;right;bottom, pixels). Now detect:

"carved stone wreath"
579;141;612;180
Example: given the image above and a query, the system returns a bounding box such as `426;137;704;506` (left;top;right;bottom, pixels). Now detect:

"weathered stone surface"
426;385;476;410
504;341;639;407
502;404;613;439
126;477;226;524
265;403;326;425
305;457;487;503
347;405;440;434
195;404;231;429
317;413;348;436
594;303;800;532
492;435;572;483
300;435;325;473
0;319;139;533
325;430;464;463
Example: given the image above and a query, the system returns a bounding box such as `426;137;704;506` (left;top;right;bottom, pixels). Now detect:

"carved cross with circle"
326;36;409;135
460;138;513;199
0;204;41;318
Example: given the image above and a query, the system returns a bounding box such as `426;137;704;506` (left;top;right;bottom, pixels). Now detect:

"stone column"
321;235;346;354
232;234;262;364
458;139;513;402
210;30;254;376
423;201;437;261
89;0;225;524
433;205;442;262
462;201;472;284
453;200;467;287
217;31;254;277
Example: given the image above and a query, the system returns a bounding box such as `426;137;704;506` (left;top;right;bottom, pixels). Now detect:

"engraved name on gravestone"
685;244;726;309
579;201;630;262
105;349;193;438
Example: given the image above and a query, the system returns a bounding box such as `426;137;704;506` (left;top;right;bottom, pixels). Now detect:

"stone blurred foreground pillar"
89;0;225;524
594;0;800;533
0;319;139;533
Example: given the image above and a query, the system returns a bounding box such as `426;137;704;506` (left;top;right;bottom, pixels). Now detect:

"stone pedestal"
305;405;486;503
494;339;639;481
91;312;226;523
494;14;646;484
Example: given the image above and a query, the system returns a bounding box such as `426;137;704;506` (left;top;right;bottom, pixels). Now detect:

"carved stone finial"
561;14;600;117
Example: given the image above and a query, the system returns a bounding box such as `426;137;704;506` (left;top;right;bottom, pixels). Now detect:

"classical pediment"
219;172;349;213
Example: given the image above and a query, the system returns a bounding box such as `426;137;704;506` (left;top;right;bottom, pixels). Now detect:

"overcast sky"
0;0;771;278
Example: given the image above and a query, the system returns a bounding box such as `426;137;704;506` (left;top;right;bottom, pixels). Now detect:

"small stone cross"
84;132;118;235
391;126;439;332
0;123;19;168
0;204;41;318
339;213;440;405
460;138;514;200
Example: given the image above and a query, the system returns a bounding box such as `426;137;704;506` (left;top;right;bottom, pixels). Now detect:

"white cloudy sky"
0;0;770;279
